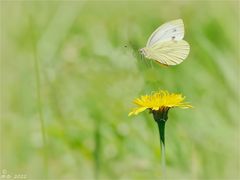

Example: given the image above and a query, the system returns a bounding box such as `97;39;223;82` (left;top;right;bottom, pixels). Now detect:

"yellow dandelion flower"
128;90;193;176
128;90;192;116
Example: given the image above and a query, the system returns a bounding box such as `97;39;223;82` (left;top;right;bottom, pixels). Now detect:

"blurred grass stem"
94;118;101;180
29;16;48;178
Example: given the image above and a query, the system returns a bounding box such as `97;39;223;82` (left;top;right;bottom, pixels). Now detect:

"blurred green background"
0;1;239;179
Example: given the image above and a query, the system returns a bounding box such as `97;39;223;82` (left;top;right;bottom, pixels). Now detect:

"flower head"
128;90;192;116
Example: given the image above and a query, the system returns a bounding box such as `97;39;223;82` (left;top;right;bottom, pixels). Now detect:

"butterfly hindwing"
149;40;190;66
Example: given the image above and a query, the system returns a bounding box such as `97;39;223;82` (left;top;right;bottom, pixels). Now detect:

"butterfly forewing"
149;40;190;66
146;19;184;47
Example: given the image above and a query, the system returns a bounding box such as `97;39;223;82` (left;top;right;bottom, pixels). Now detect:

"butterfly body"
140;19;190;66
139;48;151;59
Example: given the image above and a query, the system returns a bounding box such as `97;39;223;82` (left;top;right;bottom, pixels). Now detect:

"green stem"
157;121;166;178
152;109;168;178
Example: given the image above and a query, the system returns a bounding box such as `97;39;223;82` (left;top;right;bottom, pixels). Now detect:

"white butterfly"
139;19;190;66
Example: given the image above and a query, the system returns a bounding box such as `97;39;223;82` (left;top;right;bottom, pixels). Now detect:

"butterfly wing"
146;19;184;47
148;40;190;66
